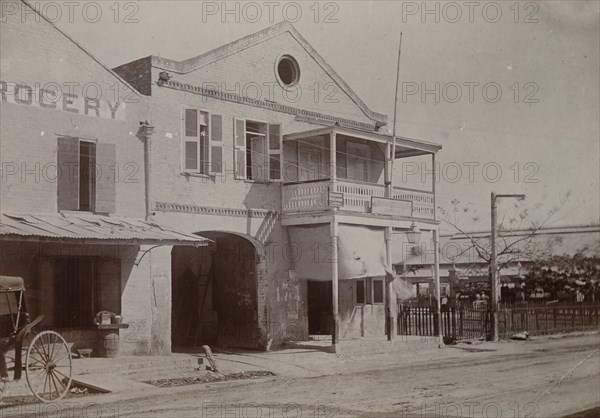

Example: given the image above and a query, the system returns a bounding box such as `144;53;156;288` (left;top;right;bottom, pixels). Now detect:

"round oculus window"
276;56;300;87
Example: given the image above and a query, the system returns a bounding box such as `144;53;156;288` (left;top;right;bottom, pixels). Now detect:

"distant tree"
523;249;600;302
437;192;571;285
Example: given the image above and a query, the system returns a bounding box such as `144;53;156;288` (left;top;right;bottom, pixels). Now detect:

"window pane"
236;149;246;178
211;114;222;141
199;127;208;174
185;109;197;137
356;280;365;304
185;141;198;170
373;280;384;304
211;146;223;173
270;156;281;180
235;119;246;147
79;141;95;211
269;124;280;150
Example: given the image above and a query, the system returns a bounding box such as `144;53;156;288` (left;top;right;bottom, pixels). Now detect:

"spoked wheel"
25;331;72;402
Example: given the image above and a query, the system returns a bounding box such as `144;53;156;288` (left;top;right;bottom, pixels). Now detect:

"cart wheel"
25;331;72;402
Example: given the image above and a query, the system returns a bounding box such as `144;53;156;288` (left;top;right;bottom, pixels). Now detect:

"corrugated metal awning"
0;212;209;246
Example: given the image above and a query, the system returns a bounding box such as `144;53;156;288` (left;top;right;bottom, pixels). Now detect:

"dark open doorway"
171;232;260;351
307;280;332;335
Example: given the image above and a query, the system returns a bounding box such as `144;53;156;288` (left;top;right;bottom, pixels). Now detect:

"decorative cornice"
154;202;281;219
149;21;387;125
160;80;376;131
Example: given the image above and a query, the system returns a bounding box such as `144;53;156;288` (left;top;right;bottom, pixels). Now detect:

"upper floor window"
57;137;115;213
234;118;281;182
276;55;300;87
182;107;223;175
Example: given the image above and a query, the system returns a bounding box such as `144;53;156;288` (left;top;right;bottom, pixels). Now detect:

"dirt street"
2;334;599;418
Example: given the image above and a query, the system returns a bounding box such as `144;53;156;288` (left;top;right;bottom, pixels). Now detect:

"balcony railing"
282;179;435;220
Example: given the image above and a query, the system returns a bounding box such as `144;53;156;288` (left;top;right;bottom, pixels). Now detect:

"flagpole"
388;31;403;194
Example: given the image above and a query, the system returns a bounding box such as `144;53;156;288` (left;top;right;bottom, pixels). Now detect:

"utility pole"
490;192;525;341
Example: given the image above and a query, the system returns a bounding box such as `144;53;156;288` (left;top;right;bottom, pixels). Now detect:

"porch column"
433;228;444;347
385;227;396;340
330;132;337;183
331;217;340;352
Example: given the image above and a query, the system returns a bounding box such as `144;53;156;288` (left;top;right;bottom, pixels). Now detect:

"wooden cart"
1;275;72;402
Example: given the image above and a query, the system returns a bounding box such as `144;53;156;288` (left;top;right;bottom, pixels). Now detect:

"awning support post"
331;217;340;352
433;228;444;348
385;227;395;341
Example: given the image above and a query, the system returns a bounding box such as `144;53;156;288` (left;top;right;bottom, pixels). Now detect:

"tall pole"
490;193;525;342
490;192;499;341
387;31;403;197
384;31;403;345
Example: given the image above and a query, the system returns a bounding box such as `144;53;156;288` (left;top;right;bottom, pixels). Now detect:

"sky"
44;0;599;232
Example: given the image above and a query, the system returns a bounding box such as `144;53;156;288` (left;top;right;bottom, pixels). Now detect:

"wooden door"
307;281;333;335
299;146;322;182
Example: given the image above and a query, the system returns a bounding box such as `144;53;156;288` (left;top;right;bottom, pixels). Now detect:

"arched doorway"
171;232;261;350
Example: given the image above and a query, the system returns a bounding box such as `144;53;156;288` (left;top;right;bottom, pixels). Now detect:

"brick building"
114;21;442;351
1;0;444;356
0;0;207;356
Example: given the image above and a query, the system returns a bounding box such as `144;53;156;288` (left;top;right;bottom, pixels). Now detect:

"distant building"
396;224;600;300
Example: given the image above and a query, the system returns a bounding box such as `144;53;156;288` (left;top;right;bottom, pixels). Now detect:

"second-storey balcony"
282;126;441;221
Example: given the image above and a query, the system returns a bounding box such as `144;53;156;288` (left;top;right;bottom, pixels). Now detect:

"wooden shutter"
95;143;116;213
209;114;223;175
233;118;246;179
57;137;79;211
268;124;282;181
183;108;199;172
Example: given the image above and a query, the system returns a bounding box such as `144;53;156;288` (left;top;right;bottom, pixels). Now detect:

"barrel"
100;331;120;357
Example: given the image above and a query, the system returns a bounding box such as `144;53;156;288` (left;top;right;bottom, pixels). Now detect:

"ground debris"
511;331;530;340
144;371;276;388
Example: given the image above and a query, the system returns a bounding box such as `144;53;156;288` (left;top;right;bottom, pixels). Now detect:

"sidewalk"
2;331;597;403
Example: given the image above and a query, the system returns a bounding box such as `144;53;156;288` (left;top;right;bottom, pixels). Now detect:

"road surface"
3;334;599;418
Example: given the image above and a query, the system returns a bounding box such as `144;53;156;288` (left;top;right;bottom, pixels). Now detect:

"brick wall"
0;3;148;218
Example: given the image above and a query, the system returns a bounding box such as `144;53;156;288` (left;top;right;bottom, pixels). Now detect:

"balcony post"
330;217;340;352
330;132;337;184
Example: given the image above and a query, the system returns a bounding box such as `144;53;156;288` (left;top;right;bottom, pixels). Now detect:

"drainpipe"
139;121;155;220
